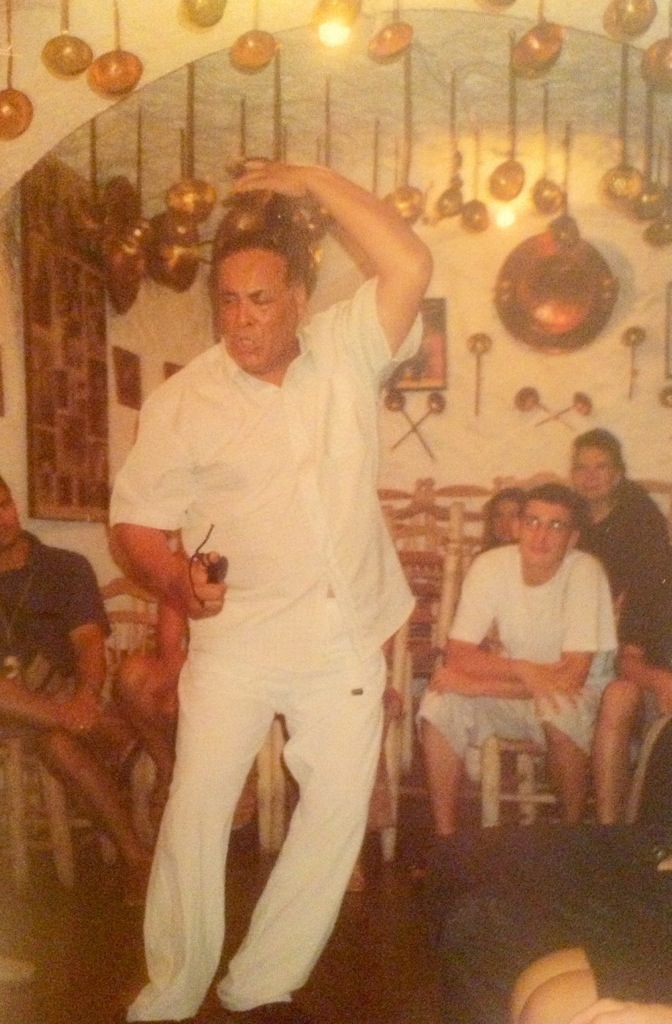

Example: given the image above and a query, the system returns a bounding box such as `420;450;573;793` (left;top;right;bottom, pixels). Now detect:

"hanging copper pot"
384;47;425;223
101;174;141;233
494;214;619;351
101;219;152;314
146;211;201;292
604;0;658;41
512;1;563;79
42;0;93;78
490;33;525;201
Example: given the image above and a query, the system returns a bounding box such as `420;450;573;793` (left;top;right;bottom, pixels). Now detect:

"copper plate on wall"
494;216;619;352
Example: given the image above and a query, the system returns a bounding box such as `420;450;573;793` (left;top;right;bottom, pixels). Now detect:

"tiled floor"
0;793;446;1024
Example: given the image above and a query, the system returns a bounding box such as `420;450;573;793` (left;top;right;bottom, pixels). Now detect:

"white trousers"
127;636;385;1021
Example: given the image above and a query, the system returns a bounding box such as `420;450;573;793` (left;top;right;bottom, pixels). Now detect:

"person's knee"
598;678;641;729
518;968;597;1024
511;949;589;1023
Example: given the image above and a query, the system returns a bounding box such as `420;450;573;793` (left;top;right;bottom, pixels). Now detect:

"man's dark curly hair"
209;191;320;295
523;482;589;533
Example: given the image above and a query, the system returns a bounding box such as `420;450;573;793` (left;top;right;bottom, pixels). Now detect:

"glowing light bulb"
495;204;516;228
317;19;351;46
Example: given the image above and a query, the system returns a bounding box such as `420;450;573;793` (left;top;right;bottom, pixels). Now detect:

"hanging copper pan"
642;4;672;90
603;0;657;41
494;214;619;352
146;210;200;292
512;0;563;79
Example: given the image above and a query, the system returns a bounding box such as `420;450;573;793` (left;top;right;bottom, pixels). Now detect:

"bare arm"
230;161;433;353
618;643;672;713
110;522;225;620
431;639;592;701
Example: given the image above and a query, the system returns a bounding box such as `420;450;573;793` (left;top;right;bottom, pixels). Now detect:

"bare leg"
519;968;598;1024
114;654;177;796
36;730;150;871
421;719;464;836
511;948;590;1023
543;725;589;824
592;679;642;824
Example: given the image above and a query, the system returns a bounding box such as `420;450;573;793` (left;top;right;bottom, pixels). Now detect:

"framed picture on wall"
22;158;110;521
390;297;447;391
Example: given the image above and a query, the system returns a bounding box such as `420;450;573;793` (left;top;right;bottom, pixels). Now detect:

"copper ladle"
230;0;277;73
602;43;644;207
462;123;489;232
384;46;425;223
604;0;658;41
631;87;666;220
432;70;464;221
180;0;227;28
512;0;563;79
490;32;525;202
642;1;672;91
368;4;413;64
0;0;33;140
166;64;217;224
87;0;142;97
42;0;93;78
644;128;672;245
531;83;565;215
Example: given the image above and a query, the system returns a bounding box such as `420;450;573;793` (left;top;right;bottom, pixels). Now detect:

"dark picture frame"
392;297;448;391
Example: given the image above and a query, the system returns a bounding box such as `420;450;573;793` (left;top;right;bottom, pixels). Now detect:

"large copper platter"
494;216;619;352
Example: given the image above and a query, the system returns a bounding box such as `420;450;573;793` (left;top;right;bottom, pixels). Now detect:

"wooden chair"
477;736;558;827
0;732;76;892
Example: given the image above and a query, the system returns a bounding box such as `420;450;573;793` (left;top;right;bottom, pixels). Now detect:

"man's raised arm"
230;162;433;354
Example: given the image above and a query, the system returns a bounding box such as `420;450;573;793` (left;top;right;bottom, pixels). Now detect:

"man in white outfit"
109;162;432;1023
419;483;616;835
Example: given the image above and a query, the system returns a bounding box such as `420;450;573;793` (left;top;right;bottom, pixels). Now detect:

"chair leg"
37;764;75;889
5;737;29;894
516;752;537;825
480;735;501;827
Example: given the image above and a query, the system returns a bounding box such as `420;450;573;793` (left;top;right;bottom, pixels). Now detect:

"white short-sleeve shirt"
110;277;421;670
450;544;617;688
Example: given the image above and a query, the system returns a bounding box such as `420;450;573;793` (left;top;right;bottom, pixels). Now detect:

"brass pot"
642;37;672;91
41;31;93;77
230;29;278;73
87;49;143;96
368;20;413;63
146;211;201;292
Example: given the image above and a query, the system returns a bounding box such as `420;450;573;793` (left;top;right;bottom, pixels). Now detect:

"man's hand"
186;550;227;619
229;160;310;200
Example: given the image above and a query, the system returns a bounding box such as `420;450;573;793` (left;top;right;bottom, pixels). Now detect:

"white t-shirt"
110;277;421;670
450;544;617;688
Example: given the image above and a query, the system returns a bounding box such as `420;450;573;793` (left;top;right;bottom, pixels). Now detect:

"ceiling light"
313;0;361;47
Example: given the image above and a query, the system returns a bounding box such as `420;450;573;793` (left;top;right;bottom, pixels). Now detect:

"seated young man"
418;482;616;834
428;715;672;1024
0;475;151;898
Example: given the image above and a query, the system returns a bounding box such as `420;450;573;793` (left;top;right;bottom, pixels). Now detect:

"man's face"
570;445;622;509
0;484;21;554
518;499;578;583
214;248;307;385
